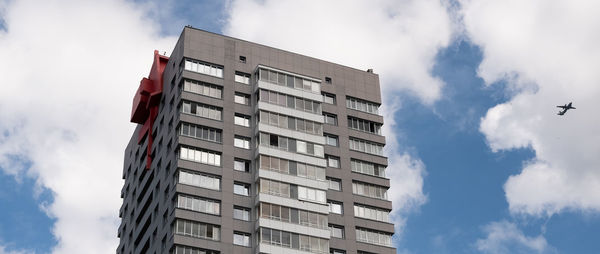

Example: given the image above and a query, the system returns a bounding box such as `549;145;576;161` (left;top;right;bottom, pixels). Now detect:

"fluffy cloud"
0;0;454;251
474;220;554;254
225;0;453;104
0;0;175;253
462;0;600;216
381;100;427;232
225;0;452;233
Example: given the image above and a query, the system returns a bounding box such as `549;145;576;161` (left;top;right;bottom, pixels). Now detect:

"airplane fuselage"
556;102;575;115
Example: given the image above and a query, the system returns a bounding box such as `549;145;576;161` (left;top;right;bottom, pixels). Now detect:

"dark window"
270;135;278;147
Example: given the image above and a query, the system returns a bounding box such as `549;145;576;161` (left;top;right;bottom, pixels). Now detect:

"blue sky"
0;168;56;253
0;0;599;253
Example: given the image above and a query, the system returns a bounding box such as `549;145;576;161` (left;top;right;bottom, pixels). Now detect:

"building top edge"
183;26;379;77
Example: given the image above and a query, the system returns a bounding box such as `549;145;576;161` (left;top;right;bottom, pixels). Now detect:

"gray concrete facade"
117;26;395;254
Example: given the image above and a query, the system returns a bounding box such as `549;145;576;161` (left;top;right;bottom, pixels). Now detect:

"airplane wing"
557;105;567;108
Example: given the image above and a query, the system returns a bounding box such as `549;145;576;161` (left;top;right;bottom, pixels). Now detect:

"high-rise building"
118;26;394;254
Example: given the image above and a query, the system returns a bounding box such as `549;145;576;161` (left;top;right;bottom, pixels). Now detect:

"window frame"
234;92;251;105
324;133;339;147
329;224;345;239
326;155;340;168
327;177;342;191
328;200;343;214
233;206;251;221
234;182;250;196
322;92;336;104
234;135;251;149
233;231;251;246
234;113;251;127
234;158;251;173
323;112;338;126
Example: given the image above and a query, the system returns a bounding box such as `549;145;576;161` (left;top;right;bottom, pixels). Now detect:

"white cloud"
225;0;453;104
224;0;452;235
381;99;428;232
461;0;600;216
475;220;554;254
0;0;175;253
0;0;454;251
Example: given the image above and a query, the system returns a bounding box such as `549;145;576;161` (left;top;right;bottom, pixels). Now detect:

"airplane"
557;102;576;115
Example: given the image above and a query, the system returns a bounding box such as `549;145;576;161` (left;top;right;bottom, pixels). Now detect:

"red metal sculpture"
131;50;169;169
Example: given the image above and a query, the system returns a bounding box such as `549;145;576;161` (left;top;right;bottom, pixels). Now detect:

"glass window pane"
261;228;270;243
260;69;268;81
297;141;307;153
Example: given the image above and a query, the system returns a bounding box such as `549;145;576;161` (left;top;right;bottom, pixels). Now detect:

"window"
346;96;380;115
233;232;251;246
326;155;340;168
234;182;250;196
183;79;222;99
259;227;329;252
329;224;344;238
348;117;382;135
234;114;250;127
182;101;222;121
325;77;332;84
259;179;291;198
179;146;221;166
323;113;337;125
259;154;289;174
234;158;250;172
259;133;323;157
184;59;223;78
234;92;250;105
330;250;346;254
322;93;336;104
239;56;246;63
327;178;341;191
233;206;250;221
355;228;393;247
324;134;338;146
351;159;386;177
258;89;322;114
354;204;390;223
259;202;328;229
234;136;250;149
174;219;220;241
259;155;326;181
298;186;326;203
173;246;219;254
258;67;321;94
328;201;343;214
178;170;221;190
259;110;323;135
352;181;388;200
235;72;250;84
180;122;222;143
296;140;324;157
177;194;220;215
349;138;384;156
